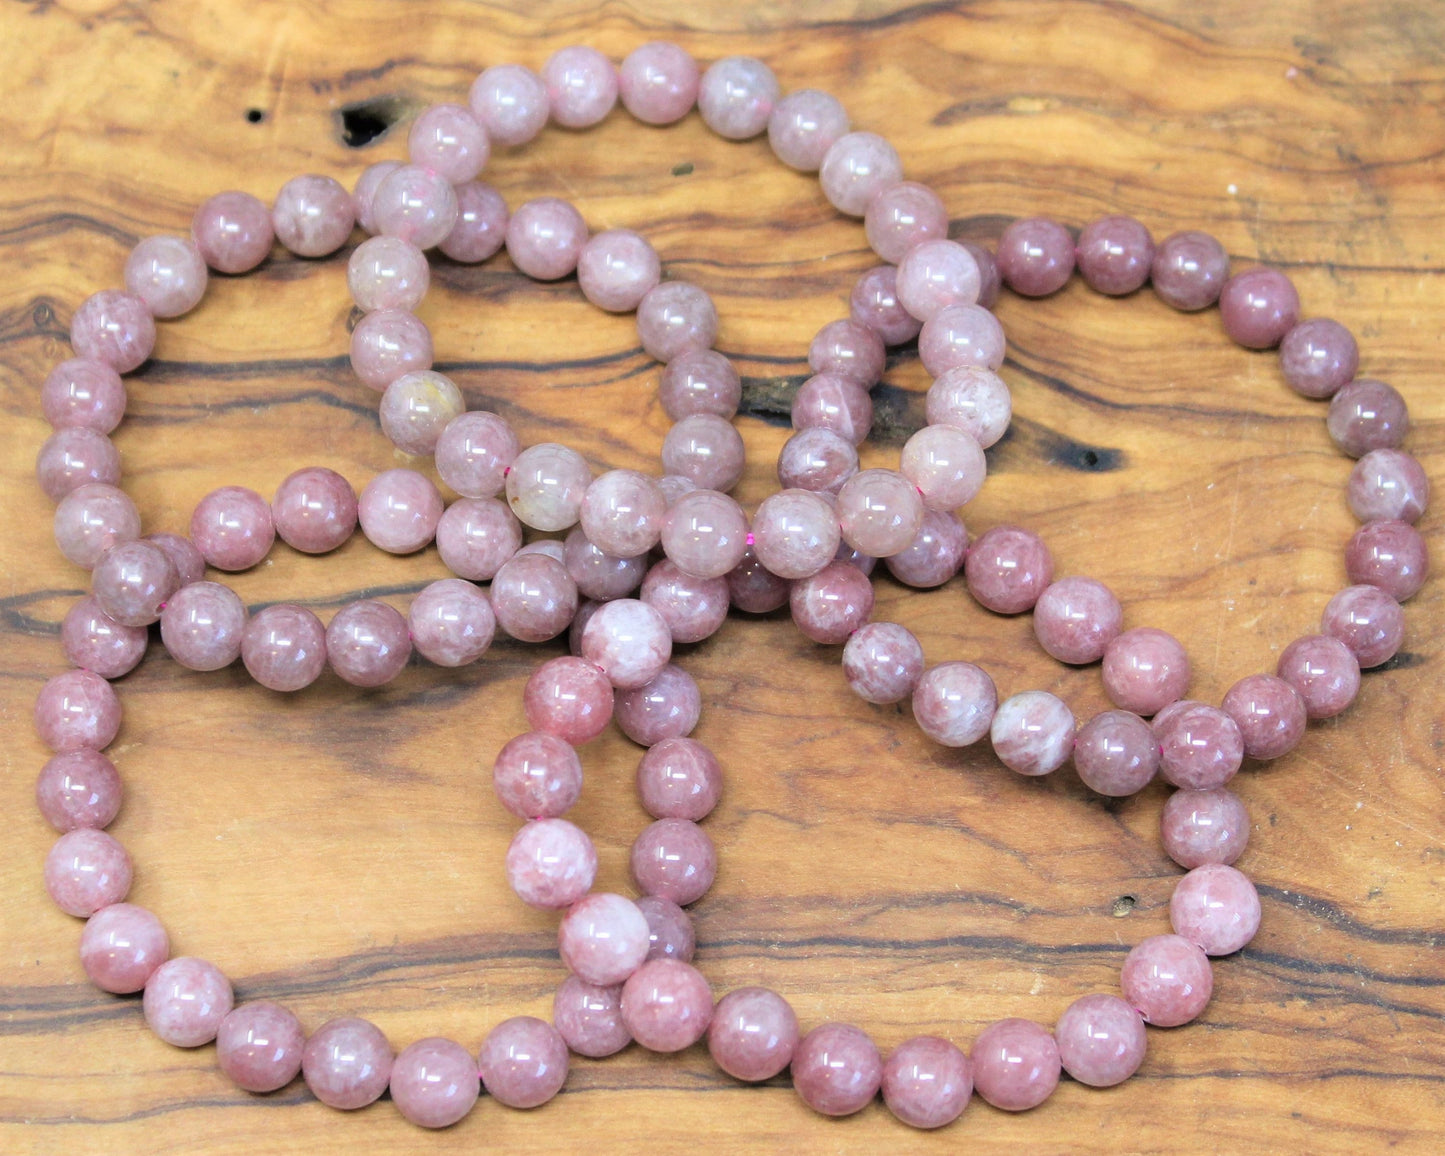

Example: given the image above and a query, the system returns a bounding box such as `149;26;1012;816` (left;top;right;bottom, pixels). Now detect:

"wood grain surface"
1;1;1442;1153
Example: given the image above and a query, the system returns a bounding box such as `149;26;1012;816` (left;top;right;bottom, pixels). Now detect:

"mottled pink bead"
143;956;233;1047
896;239;981;323
884;509;967;589
1349;448;1429;525
727;546;791;612
352;162;401;236
1346;519;1428;602
505;442;591;532
641;559;729;644
901;424;987;512
523;656;613;745
240;604;327;692
1162;787;1250;869
272;174;354;257
882;1036;972;1130
1122;934;1214;1026
553;976;631;1057
124;234;208;317
791;374;873;446
959;241;1001;309
820;131;902;217
35;669;121;752
1073;710;1158;796
768;88;849;172
437;497;521;580
349;308;433;392
302;1017;394;1110
638;282;718;364
708;987;798;1081
637;895;695;963
1170;863;1261;956
145;532;205;588
1279;318;1358;400
559;892;651;986
790;559;874;644
326;600;410;687
926;365;1011;449
439;180;510;263
615;664;701;747
507;819;598;909
751;489;839;580
662;489;749;579
1323;583;1405;668
1102;627;1190;716
698;56;778;139
835;469;922;558
190;486;273;572
372;165;458;250
44;828;131;916
543;45;619;129
1153;701;1242;790
621;959;712;1052
1032;576;1122;664
491;552;579;642
358;468;442;554
850;264;922;346
792;1023;882;1116
919;303;1006;376
631;818;716;906
69;290;154;373
577;229;661;313
347;235;429;313
91;539;178;627
193;190;274;273
619;41;699;125
1328;378;1410;458
160;581;246;671
565;529;646;601
217;1002;305;1093
996;218;1075;297
1220;267;1299;349
912;661;996;746
842;622;924;704
579;470;664;559
436;410;518;499
1151;230;1228;311
1222;674;1307;760
493;731;583;820
964;524;1052;614
1055;994;1146;1088
659;350;741;422
80;902;168;993
42;358;126;433
506;196;588;281
808;318;886;390
1076;215;1154;295
36;749;122;832
637;737;722;821
580;598;672;689
389;1038;479;1129
62;595;146;678
408;103;489;184
990;691;1075;776
479;1017;569;1109
469;63;548;147
970;1018;1060;1111
272;467;357;555
865;183;949;265
1277;634;1360;719
776;427;858;495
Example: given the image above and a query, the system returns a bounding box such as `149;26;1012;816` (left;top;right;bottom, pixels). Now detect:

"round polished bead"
35;669;121;752
866;183;949;265
124;234;208;317
437;497;521;581
641;559;730;644
1033;576;1122;664
882;1036;972;1129
1277;633;1360;719
708;987;798;1081
1345;519;1428;602
835;469;922;558
912;661;996;747
559;893;650;987
158;580;245;672
1076;215;1154;295
41;358;126;433
192;191;273;274
522;656;612;745
970;1018;1060;1111
637;895;695;963
349;308;433;391
389;1038;479;1129
80;902;168;993
493;731;583;821
900;424;986;512
1170;863;1261;956
661;489;749;579
190;486;273;572
240;604;327;692
36;749;122;832
553;976;631;1058
543;45;618;128
435;413;517;502
925;365;1011;449
372;165;458;250
505;443;591;532
996;217;1074;296
271;174;354;257
663;413;746;493
631;818;716;906
808;318;886;389
620;959;712;1053
1220;267;1300;349
577;229;661;313
143;956;233;1048
145;532;204;588
469;63;549;147
792;1023;882;1116
1102;627;1190;716
990;691;1075;776
439;180;510;263
1161;787;1251;869
918;303;1006;376
1222;674;1308;760
964;524;1052;614
615;664;701;747
565;529;646;601
752;489;840;580
1349;449;1429;524
62;595;147;678
1322;584;1405;668
478;1017;569;1109
1327;378;1410;458
91;539;178;627
1154;701;1244;790
962;241;1002;309
302;1017;393;1110
820;131;902;217
271;467;357;555
506;196;588;281
217;1002;305;1093
850;264;922;346
698;56;779;139
1279;318;1359;399
44;827;131;916
842;622;924;704
619;41;699;125
768;88;849;172
1122;934;1214;1026
776;427;859;495
69;290;154;373
507;819;598;910
638;282;718;363
1055;994;1146;1088
357;468;442;553
790;559;874;644
659;350;741;421
883;509;968;589
492;553;579;642
408;103;489;184
1151;230;1228;310
791;374;873;446
896;239;981;321
408;579;495;668
325;600;410;687
1073;710;1158;796
727;546;792;613
347;235;430;313
352;162;400;236
580;598;672;689
637;737;722;821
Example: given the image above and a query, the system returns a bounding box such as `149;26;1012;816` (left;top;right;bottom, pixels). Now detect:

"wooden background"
1;1;1442;1152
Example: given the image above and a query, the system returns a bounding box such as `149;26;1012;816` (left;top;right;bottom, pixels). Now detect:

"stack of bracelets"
32;42;1429;1130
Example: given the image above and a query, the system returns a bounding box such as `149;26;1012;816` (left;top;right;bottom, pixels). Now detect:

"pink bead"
638;282;718;363
659;350;741;421
1346;519;1428;602
865;182;949;265
349;308;433;392
62;595;147;678
727;546;790;612
925;365;1012;449
896;239;982;322
142;956;233;1047
542;45;619;129
964;524;1053;614
768;88;849;172
160;581;246;671
41;358;126;433
900;424;986;512
918;303;1006;376
752;489;840;580
996;217;1075;297
791;374;873;446
882;1036;972;1129
577;229;661;313
469;63;549;147
962;240;1003;309
1277;634;1360;719
850;265;922;346
436;410;519;499
835;469;923;558
1073;710;1158;796
1280;318;1359;399
506;196;588;281
883;508;968;589
662;489;749;579
566;529;645;600
69;290;155;373
808;318;887;389
558;893;650;986
698;56;779;139
523;657;614;745
641;559;729;644
1349;449;1429;524
1151;230;1228;311
1161;787;1251;869
820;131;902;217
1155;702;1244;790
708;987;798;1081
491;552;579;642
358;468;443;553
1222;674;1308;760
35;669;121;752
389;1037;479;1129
408;103;489;184
1055;994;1146;1087
1219;267;1300;349
1102;627;1190;716
776;427;859;495
372;165;458;250
912;661;996;747
615;663;701;746
990;691;1075;776
637;737;722;820
842;622;924;704
637;895;695;963
619;41;699;125
80;902;168;993
145;532;205;588
54;482;140;569
505;443;591;532
125;234;208;317
791;1023;882;1116
91;539;178;627
790;559;874;644
1327;378;1409;458
1322;583;1405;668
240;604;327;692
507;819;598;910
35;749;122;832
192;190;273;273
352;162;401;236
1032;576;1122;664
1121;934;1214;1026
478;1017;569;1108
272;174;355;257
580;598;672;689
302;1017;394;1110
439;180;510;263
579;470;665;558
437;497;522;580
347;235;430;312
1076;215;1154;295
553;976;631;1057
621;959;712;1052
631;818;716;906
190;486;273;572
44;827;131;916
1170;863;1261;956
325;600;411;687
493;731;583;820
217;1002;305;1093
970;1018;1060;1111
272;467;357;555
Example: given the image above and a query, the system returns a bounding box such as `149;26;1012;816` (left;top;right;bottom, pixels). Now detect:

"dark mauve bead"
1219;267;1300;349
790;559;874;643
1277;634;1360;719
1321;584;1404;668
960;241;1001;309
808;318;886;389
1154;701;1243;790
1075;215;1154;295
1032;576;1122;664
1161;787;1250;869
636;895;695;963
791;1023;882;1117
1344;519;1428;602
1073;710;1158;797
964;525;1052;614
996;217;1074;297
726;547;792;614
1221;674;1307;760
1151;230;1229;311
777;428;859;495
1348;449;1429;524
850;265;923;346
884;509;967;589
1279;318;1358;399
1327;378;1410;458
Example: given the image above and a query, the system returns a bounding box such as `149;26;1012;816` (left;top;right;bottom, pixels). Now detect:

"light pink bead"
437;497;522;580
143;956;233;1047
523;656;613;745
145;532;204;587
578;229;661;312
506;196;588;281
896;239;981;322
698;56;778;139
193;190;273;273
80;902;168;993
1170;863;1261;956
1076;215;1154;295
808;318;887;389
790;559;874;644
926;365;1012;448
638;282;718;362
637;737;722;820
325;600;411;687
997;217;1075;297
36;427;119;500
36;749;122;832
752;489;840;580
493;731;583;821
302;1017;394;1110
559;892;650;986
1322;583;1404;668
272;467;357;554
768;88;849;171
408;103;489;184
708;987;798;1082
440;180;510;263
91;539;178;627
1219;267;1299;349
568;535;641;603
42;358;126;433
727;546;792;612
491;552;579;642
1280;317;1358;399
912;661;996;747
1222;674;1308;760
347;235;429;312
69;290;154;373
389;1038;479;1129
1073;710;1158;796
190;486;273;572
777;427;858;494
436;410;518;499
835;469;923;558
882;1036;972;1130
1277;633;1360;719
791;1023;882;1117
619;41;699;125
372;164;458;250
1032;576;1122;664
35;669;121;752
1346;519;1429;602
659;350;741;421
352;162;401;236
580;470;665;558
1121;934;1214;1026
507;819;598;909
358;468;443;553
820;131;902;217
272;174;354;257
990;690;1075;776
1349;449;1429;524
62;595;146;678
54;482;139;569
217;1002;305;1093
919;303;1006;376
543;45;619;129
865;182;949;265
349;308;433;392
1102;627;1190;716
580;598;672;689
641;559;729;643
1151;230;1228;311
970;1018;1060;1111
506;442;591;531
616;663;701;746
638;895;695;962
1155;701;1244;790
964;524;1052;613
900;424;986;512
240;604;327;692
621;959;712;1052
662;489;749;579
1055;994;1146;1087
469;63;549;147
843;622;924;704
884;509;967;589
1328;378;1410;458
791;374;873;446
553;976;631;1057
125;234;207;318
631;818;716;906
1161;787;1251;869
478;1017;569;1108
44;828;131;916
850;264;922;346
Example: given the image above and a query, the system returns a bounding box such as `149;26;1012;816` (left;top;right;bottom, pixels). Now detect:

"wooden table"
2;2;1441;1152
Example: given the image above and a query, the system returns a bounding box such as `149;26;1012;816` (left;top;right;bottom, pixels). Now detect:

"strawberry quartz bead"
80;902;169;993
662;489;749;579
145;532;204;587
1032;576;1123;664
438;498;522;581
507;443;592;532
69;290;154;373
1102;627;1190;716
558;893;651;986
1322;584;1405;668
881;1036;972;1130
918;303;1006;376
1219;267;1300;349
580;599;672;689
506;196;588;281
124;234;207;318
969;1018;1060;1111
271;467;358;554
372;165;458;250
884;510;967;589
240;604;327;692
577;229;662;313
663;414;746;493
809;318;887;389
1279;318;1359;399
1169;863;1262;956
790;559;874;643
638;282;718;363
1327;378;1410;457
996;217;1074;297
469;63;549;147
42;358;126;433
900;424;986;512
349;309;433;392
478;1017;569;1109
843;622;925;704
62;595;147;678
1222;674;1308;760
1346;520;1429;602
1054;994;1147;1088
36;427;116;500
792;1023;883;1116
193;190;274;273
820;131;902;217
436;411;519;500
708;987;799;1081
191;485;275;571
866;183;950;265
641;559;730;643
302;1017;394;1110
523;656;614;745
777;427;859;495
1154;702;1244;790
619;41;699;125
389;1038;480;1129
381;370;464;455
991;691;1076;776
752;489;840;579
36;749;122;832
271;174;355;257
638;895;695;962
726;546;791;613
964;524;1053;614
408;579;495;668
961;240;1002;308
143;956;234;1047
217;1002;306;1093
325;600;411;687
768;88;850;172
1121;934;1213;1026
659;350;742;421
631;818;717;906
91;539;179;627
896;238;981;321
1277;634;1361;719
637;737;723;821
352;162;400;235
791;374;873;446
850;265;922;346
553;977;631;1058
836;469;923;558
621;959;713;1052
491;552;579;643
358;469;443;553
926;365;1012;449
507;819;598;909
1151;230;1228;311
160;581;246;671
493;732;583;820
35;669;121;752
407;103;489;184
1161;787;1251;869
698;56;779;140
440;180;510;263
1073;709;1158;796
1349;449;1429;524
542;45;619;128
913;661;997;747
1076;215;1154;295
44;828;131;916
615;664;702;746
